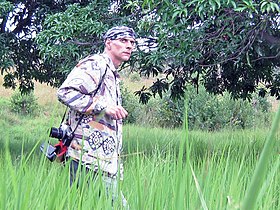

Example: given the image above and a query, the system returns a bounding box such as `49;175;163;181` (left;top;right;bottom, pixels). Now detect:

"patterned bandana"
103;26;136;41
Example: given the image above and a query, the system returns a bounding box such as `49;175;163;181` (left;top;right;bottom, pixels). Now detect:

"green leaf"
246;52;252;67
215;0;221;9
260;1;269;13
234;7;246;12
198;4;205;17
172;10;181;20
271;2;280;13
231;1;237;8
210;0;216;13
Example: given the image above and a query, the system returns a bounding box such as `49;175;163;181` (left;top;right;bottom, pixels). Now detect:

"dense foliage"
138;0;280;101
9;91;39;115
0;0;93;92
0;0;279;102
122;83;272;130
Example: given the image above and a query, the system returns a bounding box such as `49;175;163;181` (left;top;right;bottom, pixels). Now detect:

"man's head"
103;26;136;41
103;26;136;68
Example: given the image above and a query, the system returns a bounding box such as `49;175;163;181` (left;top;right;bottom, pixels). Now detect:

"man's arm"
57;59;107;114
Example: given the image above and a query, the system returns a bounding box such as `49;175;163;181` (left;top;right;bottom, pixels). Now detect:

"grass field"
0;98;280;209
0;73;154;105
0;75;280;209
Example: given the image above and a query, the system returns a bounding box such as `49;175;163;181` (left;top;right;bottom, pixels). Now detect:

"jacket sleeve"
57;57;107;114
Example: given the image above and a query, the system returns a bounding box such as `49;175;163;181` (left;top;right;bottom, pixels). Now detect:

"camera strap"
61;64;108;146
42;58;109;162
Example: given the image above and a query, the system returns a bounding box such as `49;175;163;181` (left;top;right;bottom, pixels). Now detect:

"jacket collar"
101;52;117;72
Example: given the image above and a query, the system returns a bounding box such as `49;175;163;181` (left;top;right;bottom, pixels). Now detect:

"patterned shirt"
57;53;123;178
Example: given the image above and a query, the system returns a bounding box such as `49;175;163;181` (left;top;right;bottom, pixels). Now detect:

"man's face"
107;37;136;63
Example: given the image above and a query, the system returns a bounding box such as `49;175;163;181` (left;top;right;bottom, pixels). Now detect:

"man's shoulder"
77;54;107;70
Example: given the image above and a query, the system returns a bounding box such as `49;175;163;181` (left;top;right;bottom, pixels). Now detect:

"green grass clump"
241;106;280;210
0;99;280;209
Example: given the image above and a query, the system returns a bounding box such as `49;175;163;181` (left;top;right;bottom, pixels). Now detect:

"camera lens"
49;127;63;139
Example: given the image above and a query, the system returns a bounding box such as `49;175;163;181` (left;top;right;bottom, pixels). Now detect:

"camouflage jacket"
57;53;123;178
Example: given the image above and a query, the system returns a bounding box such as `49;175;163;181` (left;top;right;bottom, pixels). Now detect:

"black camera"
40;143;58;162
40;123;73;162
49;123;73;146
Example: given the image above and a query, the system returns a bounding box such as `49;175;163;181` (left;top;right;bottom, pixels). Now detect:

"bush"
9;91;39;115
153;95;184;128
121;87;141;124
121;86;164;126
187;86;272;130
121;84;272;130
129;72;141;82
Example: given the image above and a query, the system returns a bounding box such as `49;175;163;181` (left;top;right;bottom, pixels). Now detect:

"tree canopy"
1;0;279;102
0;0;93;92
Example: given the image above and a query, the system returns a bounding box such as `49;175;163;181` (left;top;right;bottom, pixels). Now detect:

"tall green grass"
241;105;280;210
0;99;280;209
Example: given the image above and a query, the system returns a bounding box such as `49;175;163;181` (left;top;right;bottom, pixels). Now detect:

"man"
57;26;136;208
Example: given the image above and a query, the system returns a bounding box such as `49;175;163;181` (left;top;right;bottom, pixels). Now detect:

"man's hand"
105;105;128;120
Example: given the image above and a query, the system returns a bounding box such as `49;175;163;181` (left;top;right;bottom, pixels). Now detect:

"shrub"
129;72;141;82
121;84;272;130
121;86;141;124
9;91;39;115
187;86;272;130
153;95;184;128
121;86;163;126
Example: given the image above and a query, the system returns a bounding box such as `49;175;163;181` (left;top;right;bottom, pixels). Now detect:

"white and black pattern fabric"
103;26;136;40
74;113;91;124
102;136;116;155
81;115;92;124
88;133;116;155
88;130;103;150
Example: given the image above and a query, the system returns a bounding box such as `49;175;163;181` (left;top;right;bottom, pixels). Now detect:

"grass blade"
190;163;209;210
241;105;280;210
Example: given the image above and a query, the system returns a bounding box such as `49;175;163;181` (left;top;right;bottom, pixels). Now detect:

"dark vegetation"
0;1;279;104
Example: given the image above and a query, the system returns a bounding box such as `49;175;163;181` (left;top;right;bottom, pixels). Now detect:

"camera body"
40;123;73;162
40;143;58;162
49;123;73;147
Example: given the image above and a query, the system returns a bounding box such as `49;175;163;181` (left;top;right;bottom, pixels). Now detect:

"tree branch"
252;51;280;62
67;39;93;46
260;30;280;46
